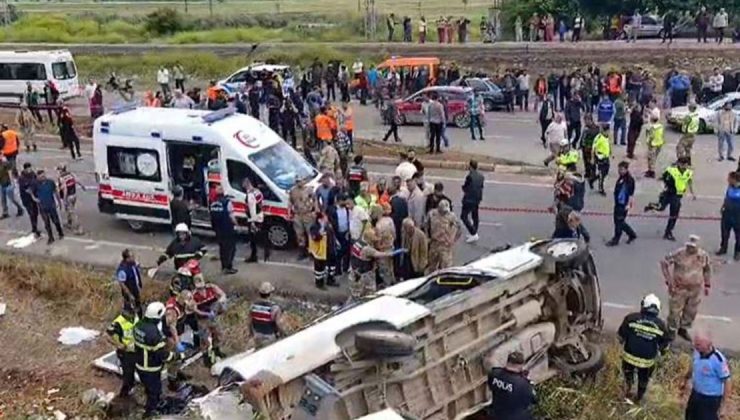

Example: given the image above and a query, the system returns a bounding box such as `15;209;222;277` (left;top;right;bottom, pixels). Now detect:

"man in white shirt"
544;113;568;166
84;79;97;100
352;60;364;78
630;10;641;43
516;71;531;111
349;202;369;241
713;8;729;44
157;66;170;95
708;68;724;101
170;89;194;109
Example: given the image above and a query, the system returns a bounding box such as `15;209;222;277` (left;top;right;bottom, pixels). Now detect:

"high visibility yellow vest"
682;113;699;134
666;166;693;195
112;315;136;351
647;123;665;147
556;150;580;168
593;133;611;160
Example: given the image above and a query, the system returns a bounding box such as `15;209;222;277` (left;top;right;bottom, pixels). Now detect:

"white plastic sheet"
58;327;100;345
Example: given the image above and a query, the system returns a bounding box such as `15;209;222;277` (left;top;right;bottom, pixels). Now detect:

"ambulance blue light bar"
110;103;138;115
202;107;236;123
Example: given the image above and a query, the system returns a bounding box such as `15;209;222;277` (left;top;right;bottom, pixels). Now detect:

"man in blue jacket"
596;94;615;127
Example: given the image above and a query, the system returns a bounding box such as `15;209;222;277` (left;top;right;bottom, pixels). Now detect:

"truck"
197;238;604;420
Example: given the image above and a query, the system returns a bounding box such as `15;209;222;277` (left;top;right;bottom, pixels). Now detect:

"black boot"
663;232;676;241
245;254;258;263
716;248;728;256
677;328;691;341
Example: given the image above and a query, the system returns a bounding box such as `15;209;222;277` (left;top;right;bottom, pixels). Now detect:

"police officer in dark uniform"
105;304;138;397
156;223;206;270
116;248;143;317
617;294;671;402
487;351;537;420
134;302;179;418
249;281;285;349
210;185;238;275
347;154;368;198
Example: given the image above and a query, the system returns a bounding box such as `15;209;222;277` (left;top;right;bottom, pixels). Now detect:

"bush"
144;7;183;36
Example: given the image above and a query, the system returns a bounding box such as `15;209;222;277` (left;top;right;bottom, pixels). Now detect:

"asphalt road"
2;143;738;350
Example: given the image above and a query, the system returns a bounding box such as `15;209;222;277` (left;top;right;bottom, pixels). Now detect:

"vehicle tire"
552;342;605;377
126;220;150;233
699;119;707;134
657;29;664;39
266;219;293;250
397;113;407;126
531;238;588;265
355;329;416;358
454;112;471;128
483;98;495;112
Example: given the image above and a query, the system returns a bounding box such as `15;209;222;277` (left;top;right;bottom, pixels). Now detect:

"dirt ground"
0;255;330;418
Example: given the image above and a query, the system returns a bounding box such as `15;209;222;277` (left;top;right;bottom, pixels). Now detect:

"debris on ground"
58;327;100;346
80;388;115;409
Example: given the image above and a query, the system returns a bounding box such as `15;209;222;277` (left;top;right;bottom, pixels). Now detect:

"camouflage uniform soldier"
288;175;316;259
426;200;462;273
318;141;341;179
676;103;699;164
660;234;712;342
374;203;397;286
348;227;398;302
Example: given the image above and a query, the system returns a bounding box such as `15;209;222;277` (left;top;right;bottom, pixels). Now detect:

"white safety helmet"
559;138;570;147
641;294;661;313
144;302;166;319
258;281;275;295
175;223;190;234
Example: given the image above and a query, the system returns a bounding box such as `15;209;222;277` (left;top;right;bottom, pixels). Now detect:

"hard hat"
259;281;275;295
641;294;661;312
175;223;190;234
686;234;701;247
559;138;570;147
177;265;193;277
144;302;166;319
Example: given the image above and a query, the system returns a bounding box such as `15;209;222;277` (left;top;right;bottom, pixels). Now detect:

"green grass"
14;0;493;19
74;47;380;82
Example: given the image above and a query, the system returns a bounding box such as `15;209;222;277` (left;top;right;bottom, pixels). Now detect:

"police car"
217;63;291;98
667;92;740;134
92;106;320;249
196;238;604;419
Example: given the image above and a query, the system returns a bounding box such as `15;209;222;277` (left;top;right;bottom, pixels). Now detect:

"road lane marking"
603;301;732;323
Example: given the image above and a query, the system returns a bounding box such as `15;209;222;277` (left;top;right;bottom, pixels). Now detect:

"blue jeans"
613;118;627;145
1;184;22;216
441;122;450;147
469;114;484;139
718;131;734;158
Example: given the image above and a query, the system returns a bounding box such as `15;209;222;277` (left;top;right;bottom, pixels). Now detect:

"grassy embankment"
0;254;738;419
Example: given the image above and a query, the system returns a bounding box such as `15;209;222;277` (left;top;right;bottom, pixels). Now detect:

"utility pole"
208;0;213;18
184;0;189;14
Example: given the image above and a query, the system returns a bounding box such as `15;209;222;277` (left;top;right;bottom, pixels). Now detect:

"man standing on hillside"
387;13;396;42
157;66;170;96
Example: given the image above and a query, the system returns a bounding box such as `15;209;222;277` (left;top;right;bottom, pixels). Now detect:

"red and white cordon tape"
478;206;721;221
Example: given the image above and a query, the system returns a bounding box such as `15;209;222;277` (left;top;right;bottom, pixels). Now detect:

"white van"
0;50;80;103
92;106;319;249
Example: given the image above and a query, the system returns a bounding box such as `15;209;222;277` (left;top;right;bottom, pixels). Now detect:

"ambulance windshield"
249;142;317;190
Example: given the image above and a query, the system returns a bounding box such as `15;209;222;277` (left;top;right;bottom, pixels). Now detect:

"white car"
217;63;291;97
195;239;603;420
666;92;740;134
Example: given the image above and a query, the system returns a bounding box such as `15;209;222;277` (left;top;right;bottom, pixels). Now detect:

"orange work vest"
344;108;354;131
2;130;19;156
315;114;336;141
207;86;219;101
607;75;622;94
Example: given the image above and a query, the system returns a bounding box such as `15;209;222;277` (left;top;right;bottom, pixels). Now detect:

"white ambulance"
92;106;319;249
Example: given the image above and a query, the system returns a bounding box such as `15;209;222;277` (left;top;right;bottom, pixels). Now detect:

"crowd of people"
383;6;740;44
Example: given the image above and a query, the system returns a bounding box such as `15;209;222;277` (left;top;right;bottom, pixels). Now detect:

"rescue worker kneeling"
249;281;286;349
487;351;537;420
192;276;227;365
617;294;671;402
134;302;181;418
169;258;201;296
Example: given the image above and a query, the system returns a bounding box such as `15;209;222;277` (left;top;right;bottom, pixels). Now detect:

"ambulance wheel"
266;220;292;250
126;220;150;233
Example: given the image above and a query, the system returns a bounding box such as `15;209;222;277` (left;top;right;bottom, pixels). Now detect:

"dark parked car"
451;77;506;111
